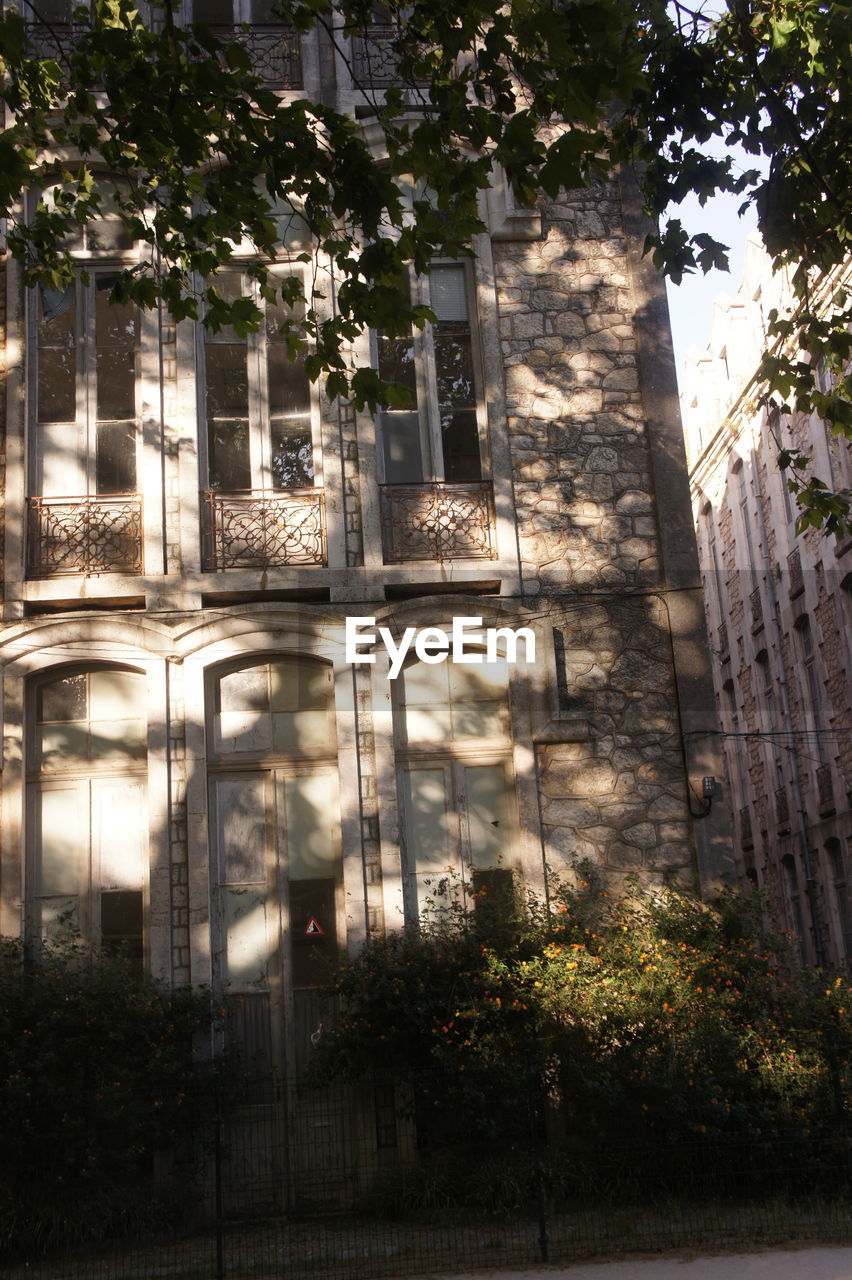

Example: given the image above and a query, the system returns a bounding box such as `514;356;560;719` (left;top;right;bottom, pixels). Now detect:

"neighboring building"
1;14;728;1203
682;234;852;970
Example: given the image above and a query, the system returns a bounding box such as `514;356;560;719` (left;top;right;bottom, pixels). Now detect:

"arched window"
29;666;148;961
394;650;517;923
207;655;341;1076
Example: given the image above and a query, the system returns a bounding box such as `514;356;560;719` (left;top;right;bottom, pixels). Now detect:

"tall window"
394;650;516;923
377;263;485;485
32;187;138;501
29;667;148;961
208;656;341;1076
781;854;806;961
795;616;827;766
826;839;852;968
201;273;315;494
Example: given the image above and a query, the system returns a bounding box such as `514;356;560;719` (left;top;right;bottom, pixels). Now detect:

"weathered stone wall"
495;182;657;595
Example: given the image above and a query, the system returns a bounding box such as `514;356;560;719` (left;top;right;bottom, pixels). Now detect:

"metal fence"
2;1079;850;1280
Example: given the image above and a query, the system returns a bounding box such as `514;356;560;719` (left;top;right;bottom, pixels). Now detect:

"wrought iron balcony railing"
27;494;144;578
379;481;497;564
26;23;302;89
351;23;402;87
204;26;303;86
201;488;326;571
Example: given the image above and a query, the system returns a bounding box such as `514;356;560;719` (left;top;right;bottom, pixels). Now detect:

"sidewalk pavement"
437;1247;852;1280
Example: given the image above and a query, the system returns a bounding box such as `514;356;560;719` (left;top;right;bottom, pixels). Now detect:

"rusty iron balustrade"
351;23;402;87
26;23;302;88
380;481;497;564
750;585;764;630
27;494;144;578
201;489;326;571
205;26;303;86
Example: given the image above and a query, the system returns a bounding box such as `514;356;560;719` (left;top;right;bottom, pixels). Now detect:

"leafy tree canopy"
1;0;850;525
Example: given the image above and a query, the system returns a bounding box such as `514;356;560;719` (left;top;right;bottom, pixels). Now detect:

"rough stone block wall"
539;597;697;890
495;182;657;594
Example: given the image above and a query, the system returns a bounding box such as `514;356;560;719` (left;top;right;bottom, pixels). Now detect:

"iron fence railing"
2;1076;849;1280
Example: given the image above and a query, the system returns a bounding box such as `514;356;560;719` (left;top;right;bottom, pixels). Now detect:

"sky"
664;186;758;392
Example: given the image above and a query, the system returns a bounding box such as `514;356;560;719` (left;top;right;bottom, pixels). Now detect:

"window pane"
96;421;137;492
37;787;83;894
194;0;235;22
270;425;314;488
100;890;144;964
208;420;251;490
441;407;481;482
289;878;337;987
97;780;146;888
88;668;145;721
38;724;90;764
95;285;136;346
39;673;87;723
222;887;270;991
38;897;79;943
402;768;450;874
97;346;136;420
377;334;417;398
399;660;451;743
88;192;133;252
206;344;249;417
216;777;268;882
267;345;311;420
220;667;269;714
464;765;509;868
430;265;468;322
37;348;77;424
381;411;425;484
269;660;329;712
284;775;338;880
251;0;283;21
25;0;72;21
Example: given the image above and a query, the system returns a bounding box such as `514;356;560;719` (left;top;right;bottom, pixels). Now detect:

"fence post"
214;1115;225;1280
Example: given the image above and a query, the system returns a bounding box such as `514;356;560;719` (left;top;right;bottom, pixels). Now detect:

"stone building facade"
1;13;726;1199
682;234;852;970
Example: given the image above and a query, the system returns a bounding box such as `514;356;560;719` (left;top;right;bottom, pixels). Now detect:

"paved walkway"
438;1247;852;1280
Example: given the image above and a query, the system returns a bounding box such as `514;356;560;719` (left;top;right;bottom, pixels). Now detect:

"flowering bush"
311;878;850;1153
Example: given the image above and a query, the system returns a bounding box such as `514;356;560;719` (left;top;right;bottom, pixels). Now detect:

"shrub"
310;878;851;1156
0;941;225;1261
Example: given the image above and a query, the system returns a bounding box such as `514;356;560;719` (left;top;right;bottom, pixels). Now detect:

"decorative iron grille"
351;24;400;86
380;482;497;564
817;763;835;813
27;495;143;578
201;489;326;570
208;26;303;86
749;586;764;630
787;545;804;597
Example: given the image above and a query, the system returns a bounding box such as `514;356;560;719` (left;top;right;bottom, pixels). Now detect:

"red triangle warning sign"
304;916;324;937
